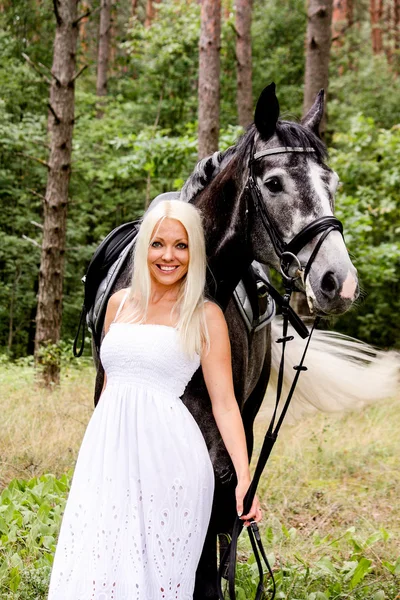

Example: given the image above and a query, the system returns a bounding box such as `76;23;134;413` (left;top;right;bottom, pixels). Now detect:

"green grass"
0;363;399;598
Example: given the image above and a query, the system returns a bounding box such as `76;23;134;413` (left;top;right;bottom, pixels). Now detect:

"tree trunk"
383;0;393;63
332;0;353;44
145;0;154;26
198;0;221;159
79;0;91;54
236;0;253;128
370;0;384;53
132;0;138;18
96;0;112;97
34;0;79;386
303;0;333;138
395;0;400;52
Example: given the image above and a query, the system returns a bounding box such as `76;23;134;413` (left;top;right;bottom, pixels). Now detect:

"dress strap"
112;290;129;323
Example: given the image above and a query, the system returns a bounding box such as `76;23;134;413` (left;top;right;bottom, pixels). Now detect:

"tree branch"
22;53;51;85
30;220;44;229
28;189;46;201
74;5;101;26
53;0;62;26
228;22;240;37
16;152;50;169
22;235;41;249
38;61;61;86
70;64;88;84
48;102;61;124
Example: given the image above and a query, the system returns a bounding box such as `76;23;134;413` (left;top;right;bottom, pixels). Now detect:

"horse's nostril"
321;271;339;299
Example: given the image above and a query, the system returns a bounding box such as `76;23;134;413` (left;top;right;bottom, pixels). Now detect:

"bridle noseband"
247;145;344;287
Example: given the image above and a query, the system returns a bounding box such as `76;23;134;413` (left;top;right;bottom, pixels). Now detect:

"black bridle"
217;146;345;600
248;145;343;285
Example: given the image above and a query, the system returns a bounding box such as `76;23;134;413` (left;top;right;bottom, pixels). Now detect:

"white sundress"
47;294;215;600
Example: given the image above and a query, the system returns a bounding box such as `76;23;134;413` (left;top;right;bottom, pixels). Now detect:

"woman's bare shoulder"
105;287;129;320
103;288;130;333
109;287;128;305
204;299;226;326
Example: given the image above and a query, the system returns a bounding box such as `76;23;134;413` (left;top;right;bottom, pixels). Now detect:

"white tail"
266;318;400;424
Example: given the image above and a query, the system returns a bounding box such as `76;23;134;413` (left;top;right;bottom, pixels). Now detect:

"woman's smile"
156;264;180;272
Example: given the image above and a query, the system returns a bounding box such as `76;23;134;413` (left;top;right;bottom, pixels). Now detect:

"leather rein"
217;145;345;600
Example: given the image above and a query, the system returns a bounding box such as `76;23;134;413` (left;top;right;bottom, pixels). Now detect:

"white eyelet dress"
47;295;215;600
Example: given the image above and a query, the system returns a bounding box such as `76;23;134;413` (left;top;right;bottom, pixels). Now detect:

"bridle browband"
218;144;346;600
253;146;315;159
247;145;343;285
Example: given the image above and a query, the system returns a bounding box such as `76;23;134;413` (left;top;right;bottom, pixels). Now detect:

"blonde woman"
48;199;262;600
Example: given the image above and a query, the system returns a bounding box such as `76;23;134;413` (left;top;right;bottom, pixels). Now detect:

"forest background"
0;0;399;366
1;2;400;598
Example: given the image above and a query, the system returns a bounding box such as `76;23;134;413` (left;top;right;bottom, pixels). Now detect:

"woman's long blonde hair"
127;200;210;358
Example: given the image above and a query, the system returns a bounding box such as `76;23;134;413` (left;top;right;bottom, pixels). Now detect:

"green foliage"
329;23;400;132
329;115;400;347
0;474;70;599
0;0;399;357
227;523;399;599
252;0;306;119
0;25;48;357
1;474;398;599
121;1;201;132
0;0;54;69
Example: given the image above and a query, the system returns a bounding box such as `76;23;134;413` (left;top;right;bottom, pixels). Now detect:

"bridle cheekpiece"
247;144;344;287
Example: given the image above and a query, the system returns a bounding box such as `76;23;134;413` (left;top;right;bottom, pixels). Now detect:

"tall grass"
0;362;399;598
0;361;94;487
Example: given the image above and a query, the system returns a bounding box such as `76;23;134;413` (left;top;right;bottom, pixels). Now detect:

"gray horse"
93;84;359;599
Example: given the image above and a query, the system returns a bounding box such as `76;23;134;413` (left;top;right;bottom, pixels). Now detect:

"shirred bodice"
100;322;201;399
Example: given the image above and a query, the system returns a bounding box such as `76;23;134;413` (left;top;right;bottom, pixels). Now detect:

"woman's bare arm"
200;301;262;523
201;301;250;481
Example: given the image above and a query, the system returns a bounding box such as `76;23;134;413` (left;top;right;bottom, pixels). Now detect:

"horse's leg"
194;479;237;600
194;528;218;600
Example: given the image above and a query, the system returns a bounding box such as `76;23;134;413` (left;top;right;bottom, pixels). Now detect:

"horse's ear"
302;90;325;136
254;82;280;140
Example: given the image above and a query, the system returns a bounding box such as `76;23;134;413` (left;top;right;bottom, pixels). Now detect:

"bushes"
0;474;70;598
329;116;400;348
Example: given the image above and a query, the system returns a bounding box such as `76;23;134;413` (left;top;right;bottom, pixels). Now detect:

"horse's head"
248;83;359;315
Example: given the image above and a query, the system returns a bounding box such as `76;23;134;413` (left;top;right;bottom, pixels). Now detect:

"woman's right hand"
235;479;263;527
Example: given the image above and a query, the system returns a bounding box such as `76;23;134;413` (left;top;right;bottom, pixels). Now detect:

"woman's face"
148;218;189;287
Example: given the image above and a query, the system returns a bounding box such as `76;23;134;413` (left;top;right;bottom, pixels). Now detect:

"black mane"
275;120;328;161
235;120;328;162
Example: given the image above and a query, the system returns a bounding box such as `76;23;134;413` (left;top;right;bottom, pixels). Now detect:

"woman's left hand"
235;478;263;526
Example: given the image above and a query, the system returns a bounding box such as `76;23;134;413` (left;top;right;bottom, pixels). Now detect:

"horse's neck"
195;167;253;308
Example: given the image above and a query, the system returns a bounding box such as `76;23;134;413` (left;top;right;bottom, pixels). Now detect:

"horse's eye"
265;177;283;193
